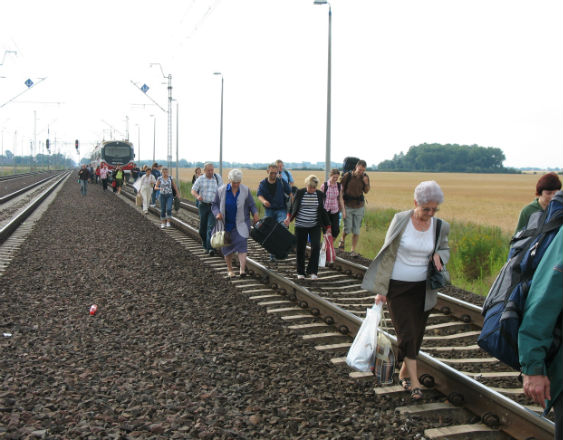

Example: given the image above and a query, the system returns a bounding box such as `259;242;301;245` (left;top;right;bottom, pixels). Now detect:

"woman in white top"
139;167;156;214
361;181;450;400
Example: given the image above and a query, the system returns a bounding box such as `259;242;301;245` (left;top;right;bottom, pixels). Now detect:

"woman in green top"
515;172;561;233
114;166;124;195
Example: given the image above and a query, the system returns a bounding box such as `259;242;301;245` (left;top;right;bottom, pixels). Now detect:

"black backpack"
477;191;563;369
342;157;360;174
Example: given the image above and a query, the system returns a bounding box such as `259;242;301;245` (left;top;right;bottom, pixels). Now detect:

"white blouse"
391;217;434;282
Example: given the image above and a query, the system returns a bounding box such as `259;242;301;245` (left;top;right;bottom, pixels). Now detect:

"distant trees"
377;143;520;173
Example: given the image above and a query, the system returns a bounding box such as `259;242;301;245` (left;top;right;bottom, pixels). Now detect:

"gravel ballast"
0;177;433;439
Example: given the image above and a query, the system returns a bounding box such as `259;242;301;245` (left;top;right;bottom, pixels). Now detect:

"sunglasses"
421;207;439;213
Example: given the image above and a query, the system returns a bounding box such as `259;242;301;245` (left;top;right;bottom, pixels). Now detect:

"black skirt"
386;279;430;362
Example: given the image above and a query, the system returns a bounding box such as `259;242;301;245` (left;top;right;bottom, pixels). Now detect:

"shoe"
338;241;345;250
310;274;318;280
166;221;171;227
160;224;166;229
399;377;411;391
269;255;277;262
411;388;423;400
143;210;148;214
350;251;360;257
208;249;216;256
227;271;235;278
239;271;247;278
150;204;156;208
297;274;305;280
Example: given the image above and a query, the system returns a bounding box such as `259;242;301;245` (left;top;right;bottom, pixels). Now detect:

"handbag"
346;303;382;372
136;193;142;206
428;218;450;289
210;221;231;249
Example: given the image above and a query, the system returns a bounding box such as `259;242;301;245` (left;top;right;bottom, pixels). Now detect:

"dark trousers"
295;225;321;276
102;178;108;191
198;202;216;251
555;393;562;440
327;211;340;239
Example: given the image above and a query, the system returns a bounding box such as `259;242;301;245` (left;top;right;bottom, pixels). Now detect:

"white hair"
228;168;243;182
414;181;444;204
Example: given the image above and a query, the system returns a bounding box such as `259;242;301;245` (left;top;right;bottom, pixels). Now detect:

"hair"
275;159;283;166
152;162;158;168
228;168;243;182
194;166;201;173
162;167;168;172
356;160;367;168
536;172;562;196
414;181;444;205
268;163;278;170
330;168;340;176
203;162;214;171
305;175;319;188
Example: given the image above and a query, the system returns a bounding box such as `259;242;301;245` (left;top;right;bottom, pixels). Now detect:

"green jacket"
518;227;562;413
361;210;450;312
515;199;543;233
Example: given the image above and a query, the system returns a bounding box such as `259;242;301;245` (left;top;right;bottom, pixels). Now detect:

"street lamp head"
314;0;328;4
213;72;222;76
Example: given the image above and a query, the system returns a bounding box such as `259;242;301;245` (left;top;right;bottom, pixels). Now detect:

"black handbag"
428;219;450;289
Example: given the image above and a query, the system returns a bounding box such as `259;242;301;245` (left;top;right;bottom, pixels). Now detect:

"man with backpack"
191;162;223;255
276;159;296;210
339;159;370;256
519;226;562;438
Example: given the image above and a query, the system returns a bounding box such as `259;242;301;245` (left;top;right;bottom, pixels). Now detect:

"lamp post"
213;72;224;179
314;0;331;181
150;63;173;168
151;114;156;163
136;124;141;163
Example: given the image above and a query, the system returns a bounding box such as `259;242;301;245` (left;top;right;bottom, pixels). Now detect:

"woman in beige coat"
361;181;450;400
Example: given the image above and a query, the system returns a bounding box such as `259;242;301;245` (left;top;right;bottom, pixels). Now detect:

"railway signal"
46;139;50;152
75;139;79;152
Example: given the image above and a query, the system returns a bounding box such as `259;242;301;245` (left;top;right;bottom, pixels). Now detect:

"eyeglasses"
421;207;440;213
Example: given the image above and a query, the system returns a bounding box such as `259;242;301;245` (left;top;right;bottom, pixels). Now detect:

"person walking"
212;169;259;277
99;164;109;191
339;159;370;256
114;165;125;195
361;181;449;400
276;159;296;209
150;163;161;207
191;162;223;255
519;225;562;439
139;167;156;214
257;163;292;261
515;172;562;233
78;165;90;196
284;175;330;280
154;167;179;229
320;168;345;239
95;165;100;184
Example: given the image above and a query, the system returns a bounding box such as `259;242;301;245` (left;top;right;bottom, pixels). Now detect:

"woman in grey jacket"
361;181;450;400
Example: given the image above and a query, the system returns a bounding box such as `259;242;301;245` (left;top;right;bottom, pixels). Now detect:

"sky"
0;0;561;169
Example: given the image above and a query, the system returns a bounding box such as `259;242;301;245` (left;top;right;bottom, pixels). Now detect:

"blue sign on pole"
141;84;149;93
25;78;34;88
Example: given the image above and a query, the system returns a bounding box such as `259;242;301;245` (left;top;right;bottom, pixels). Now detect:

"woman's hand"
216;213;223;221
283;218;290;227
374;294;387;305
342;209;346;219
433;253;443;271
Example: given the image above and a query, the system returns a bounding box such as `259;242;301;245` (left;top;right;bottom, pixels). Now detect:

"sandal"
227;271;236;278
411;388;423;400
399;377;411;391
338;240;345;250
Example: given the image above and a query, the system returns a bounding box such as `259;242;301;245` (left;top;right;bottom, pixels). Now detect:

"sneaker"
150;204;156;208
160;224;166;229
297;274;305;280
143;210;148;214
208;249;216;256
166;221;171;227
310;274;318;280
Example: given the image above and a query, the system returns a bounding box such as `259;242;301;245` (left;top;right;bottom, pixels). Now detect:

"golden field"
179;168;551;234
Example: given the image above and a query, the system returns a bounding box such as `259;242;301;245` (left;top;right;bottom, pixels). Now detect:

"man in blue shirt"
257;164;291;260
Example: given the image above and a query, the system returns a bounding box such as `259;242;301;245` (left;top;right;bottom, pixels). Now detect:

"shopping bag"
133;178;142;192
135;193;142;206
346;303;382;372
324;228;336;264
373;332;396;385
319;240;327;268
211;221;227;249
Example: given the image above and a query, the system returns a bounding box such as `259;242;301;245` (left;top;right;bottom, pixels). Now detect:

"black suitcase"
250;217;296;259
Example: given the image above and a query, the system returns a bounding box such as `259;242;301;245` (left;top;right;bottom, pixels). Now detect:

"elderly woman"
212;169;259;277
284;175;330;280
154;167;179;229
361;181;450;400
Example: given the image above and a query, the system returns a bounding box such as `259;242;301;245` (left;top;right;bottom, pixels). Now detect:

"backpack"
477;191;563;370
322;181;341;196
342;157;360;174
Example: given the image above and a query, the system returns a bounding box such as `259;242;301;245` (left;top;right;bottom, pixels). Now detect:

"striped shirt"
321;181;340;214
157;176;173;195
295;192;319;228
192;174;223;203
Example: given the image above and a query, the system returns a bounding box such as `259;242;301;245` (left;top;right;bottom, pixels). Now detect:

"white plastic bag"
319;239;327;267
346;303;382;372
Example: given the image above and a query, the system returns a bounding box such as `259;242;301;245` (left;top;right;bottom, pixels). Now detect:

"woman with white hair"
361;180;450;400
284;175;330;280
212;169;259;277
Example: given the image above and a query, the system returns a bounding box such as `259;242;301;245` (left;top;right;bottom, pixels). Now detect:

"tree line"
377;143;520;173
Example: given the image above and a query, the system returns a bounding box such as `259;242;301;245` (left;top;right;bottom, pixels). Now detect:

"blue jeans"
198;202;216;251
265;207;287;224
151;189;160;205
80;180;88;196
160;193;173;219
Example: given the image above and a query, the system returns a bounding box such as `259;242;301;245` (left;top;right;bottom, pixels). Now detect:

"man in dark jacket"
78;165;90;196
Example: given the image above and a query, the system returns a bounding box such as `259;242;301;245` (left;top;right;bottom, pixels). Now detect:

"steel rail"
0;172;71;244
121;190;555;439
0;170;55;182
0;172;64;204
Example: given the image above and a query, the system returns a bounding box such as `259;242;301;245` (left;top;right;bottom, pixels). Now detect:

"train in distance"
90;140;136;180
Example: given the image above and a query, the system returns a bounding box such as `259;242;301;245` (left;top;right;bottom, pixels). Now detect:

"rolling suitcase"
250;217;296;259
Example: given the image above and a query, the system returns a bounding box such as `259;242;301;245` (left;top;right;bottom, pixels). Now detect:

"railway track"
0;171;71;275
120;186;554;439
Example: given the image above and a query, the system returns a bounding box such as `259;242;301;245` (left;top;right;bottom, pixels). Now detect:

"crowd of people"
77;160;562;433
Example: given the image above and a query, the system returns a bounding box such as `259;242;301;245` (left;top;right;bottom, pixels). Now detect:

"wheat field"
180;168;547;234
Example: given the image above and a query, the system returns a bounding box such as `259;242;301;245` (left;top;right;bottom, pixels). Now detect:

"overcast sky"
0;0;561;169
